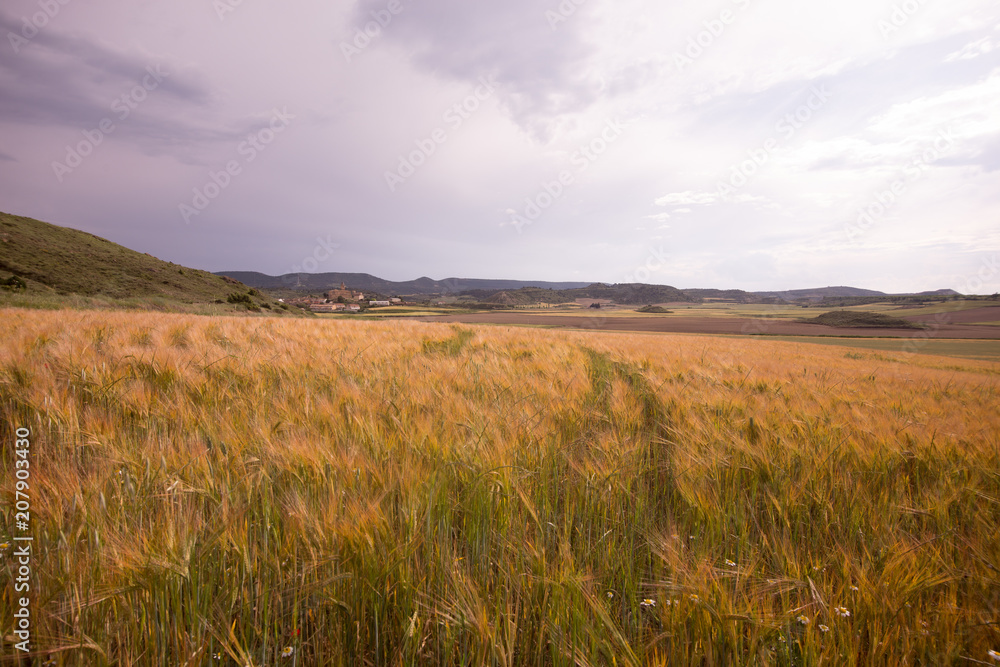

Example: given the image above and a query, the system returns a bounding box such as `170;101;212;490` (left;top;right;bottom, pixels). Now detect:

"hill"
754;286;887;301
683;288;757;303
0;211;298;315
799;310;923;329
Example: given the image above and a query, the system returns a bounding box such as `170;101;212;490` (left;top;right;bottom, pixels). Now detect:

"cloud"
654;191;769;207
0;10;278;164
0;11;210;124
349;0;604;140
1;0;998;291
945;36;998;61
654;191;717;206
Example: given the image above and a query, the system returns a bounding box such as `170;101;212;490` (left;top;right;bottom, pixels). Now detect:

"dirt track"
414;310;1000;339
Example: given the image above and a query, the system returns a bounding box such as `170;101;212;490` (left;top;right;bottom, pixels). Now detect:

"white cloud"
945;37;997;61
866;69;1000;144
654;191;717;206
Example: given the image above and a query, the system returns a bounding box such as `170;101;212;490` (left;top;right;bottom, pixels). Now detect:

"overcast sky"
1;0;998;292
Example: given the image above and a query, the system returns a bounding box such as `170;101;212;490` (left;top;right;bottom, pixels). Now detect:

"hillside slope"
0;211;295;314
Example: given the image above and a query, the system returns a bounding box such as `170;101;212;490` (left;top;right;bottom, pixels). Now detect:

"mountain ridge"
217;271;962;303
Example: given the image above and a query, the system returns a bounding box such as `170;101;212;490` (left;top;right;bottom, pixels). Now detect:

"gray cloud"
0;11;302;165
0;11;210;124
350;0;603;140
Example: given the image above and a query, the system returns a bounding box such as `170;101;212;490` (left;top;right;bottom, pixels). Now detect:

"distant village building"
390;297;402;304
369;300;391;307
326;282;364;302
346;304;361;311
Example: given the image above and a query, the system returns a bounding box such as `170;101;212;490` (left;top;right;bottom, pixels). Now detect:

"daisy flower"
281;646;294;658
834;606;851;617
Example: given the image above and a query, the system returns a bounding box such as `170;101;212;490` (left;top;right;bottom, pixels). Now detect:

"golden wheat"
1;308;998;665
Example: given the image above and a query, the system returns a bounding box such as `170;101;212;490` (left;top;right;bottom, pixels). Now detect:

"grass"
1;308;999;665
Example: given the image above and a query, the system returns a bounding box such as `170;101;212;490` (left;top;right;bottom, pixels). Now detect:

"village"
283;282;408;313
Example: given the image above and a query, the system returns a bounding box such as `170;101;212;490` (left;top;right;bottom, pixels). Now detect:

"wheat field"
1;308;998;666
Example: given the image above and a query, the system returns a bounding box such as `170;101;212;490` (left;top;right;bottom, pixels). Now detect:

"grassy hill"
0;211;301;315
799;310;922;329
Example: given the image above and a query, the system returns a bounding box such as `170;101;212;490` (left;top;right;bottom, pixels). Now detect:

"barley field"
1;309;999;666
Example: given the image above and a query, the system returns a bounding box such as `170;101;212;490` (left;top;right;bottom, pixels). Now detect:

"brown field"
415;310;1000;339
902;305;1000;325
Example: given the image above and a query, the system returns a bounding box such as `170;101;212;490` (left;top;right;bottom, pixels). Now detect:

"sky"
0;0;998;292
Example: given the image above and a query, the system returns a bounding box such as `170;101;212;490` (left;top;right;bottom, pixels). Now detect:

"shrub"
1;275;27;291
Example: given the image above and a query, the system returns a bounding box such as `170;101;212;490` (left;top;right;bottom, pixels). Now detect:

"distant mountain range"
0;212;964;312
217;271;961;304
217;271;592;295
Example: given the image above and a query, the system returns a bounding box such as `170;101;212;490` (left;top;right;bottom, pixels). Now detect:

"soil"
901;305;1000;325
413;311;1000;339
